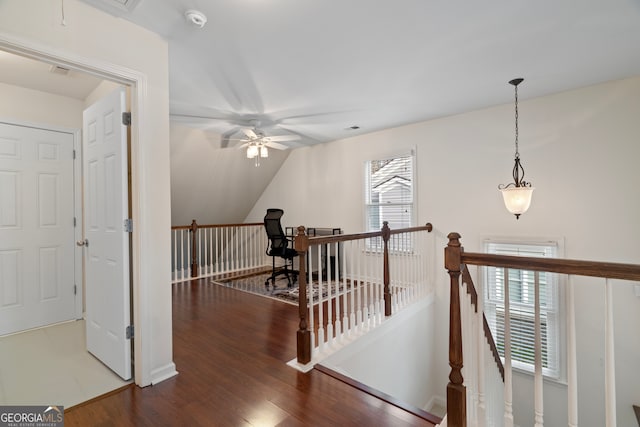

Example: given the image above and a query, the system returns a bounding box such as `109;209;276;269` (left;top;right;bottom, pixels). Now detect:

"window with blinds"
484;241;561;379
364;154;414;250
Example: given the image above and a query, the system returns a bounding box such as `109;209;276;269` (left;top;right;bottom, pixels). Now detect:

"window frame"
363;150;416;251
482;238;566;382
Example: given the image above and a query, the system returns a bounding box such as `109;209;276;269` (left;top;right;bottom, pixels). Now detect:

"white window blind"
484;241;561;378
364;154;414;250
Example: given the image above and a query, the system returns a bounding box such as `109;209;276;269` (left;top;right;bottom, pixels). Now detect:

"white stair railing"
171;221;268;282
444;232;640;427
292;223;434;367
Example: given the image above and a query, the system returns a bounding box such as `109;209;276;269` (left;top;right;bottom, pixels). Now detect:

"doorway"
0;50;133;403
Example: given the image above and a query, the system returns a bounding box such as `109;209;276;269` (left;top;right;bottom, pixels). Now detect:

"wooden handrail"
461;265;477;311
304;223;433;246
171;221;263;230
461;252;640;281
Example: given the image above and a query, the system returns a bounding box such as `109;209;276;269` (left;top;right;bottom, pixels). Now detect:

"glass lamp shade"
260;145;268;158
246;145;258;159
500;186;534;218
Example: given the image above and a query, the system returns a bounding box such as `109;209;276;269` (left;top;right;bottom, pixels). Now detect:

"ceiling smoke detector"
185;10;207;28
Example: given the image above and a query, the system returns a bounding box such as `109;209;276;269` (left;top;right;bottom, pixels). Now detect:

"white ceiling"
0;50;103;100
3;1;640;146
101;0;640;146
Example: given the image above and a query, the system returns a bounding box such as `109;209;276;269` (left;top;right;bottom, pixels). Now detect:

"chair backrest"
264;208;288;253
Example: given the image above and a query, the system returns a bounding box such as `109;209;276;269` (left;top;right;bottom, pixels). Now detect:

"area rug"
212;273;349;306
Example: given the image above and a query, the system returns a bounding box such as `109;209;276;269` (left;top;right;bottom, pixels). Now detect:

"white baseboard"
150;362;179;384
424;395;446;415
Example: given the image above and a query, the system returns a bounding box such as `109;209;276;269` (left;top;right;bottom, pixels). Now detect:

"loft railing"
453;264;506;427
292;222;433;367
170;220;268;282
443;232;640;427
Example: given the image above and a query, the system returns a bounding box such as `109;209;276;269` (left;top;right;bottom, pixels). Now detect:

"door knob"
76;239;89;247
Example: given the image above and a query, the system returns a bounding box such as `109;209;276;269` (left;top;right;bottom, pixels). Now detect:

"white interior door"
82;87;132;380
0;122;76;336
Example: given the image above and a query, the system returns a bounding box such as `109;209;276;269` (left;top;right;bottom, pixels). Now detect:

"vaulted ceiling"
2;1;640;224
84;0;640;147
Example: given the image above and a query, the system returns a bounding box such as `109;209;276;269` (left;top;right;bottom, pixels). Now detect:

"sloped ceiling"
6;0;640;225
90;0;640;146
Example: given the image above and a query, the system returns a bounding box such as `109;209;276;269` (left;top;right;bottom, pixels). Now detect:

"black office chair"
264;208;298;289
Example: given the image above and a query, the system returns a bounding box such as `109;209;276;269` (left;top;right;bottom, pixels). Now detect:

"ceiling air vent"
80;0;141;17
49;65;70;76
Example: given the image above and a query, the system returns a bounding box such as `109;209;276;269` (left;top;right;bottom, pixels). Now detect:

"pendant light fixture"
499;78;534;219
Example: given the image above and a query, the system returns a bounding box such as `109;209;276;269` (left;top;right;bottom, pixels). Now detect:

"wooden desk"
286;227;342;280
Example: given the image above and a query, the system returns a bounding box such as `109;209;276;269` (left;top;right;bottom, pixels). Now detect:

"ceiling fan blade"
220;126;243;148
242;128;257;139
170;113;229;122
264;134;300;142
264;141;289;151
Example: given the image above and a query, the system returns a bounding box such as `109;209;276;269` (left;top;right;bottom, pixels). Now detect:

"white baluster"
356;239;363;329
477;274;486;427
214;227;219;273
504;267;514;427
362;245;369;327
332;242;342;341
325;244;334;345
567;275;578;427
605;278;616;427
316;247;325;351
186;229;191;278
534;271;543;427
461;281;475;425
342;242;349;337
307;248;315;352
172;229;177;281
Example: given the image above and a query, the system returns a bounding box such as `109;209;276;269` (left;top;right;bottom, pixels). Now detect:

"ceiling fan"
170;112;305;165
236;123;300;166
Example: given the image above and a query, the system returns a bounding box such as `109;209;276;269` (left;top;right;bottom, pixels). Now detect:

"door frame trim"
0;34;152;386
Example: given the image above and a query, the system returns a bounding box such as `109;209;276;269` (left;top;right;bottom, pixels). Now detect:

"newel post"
445;232;466;427
382;221;392;316
190;219;198;278
294;226;311;364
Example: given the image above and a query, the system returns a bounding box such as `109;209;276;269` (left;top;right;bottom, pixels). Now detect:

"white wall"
85;80;123;108
0;81;84;128
0;0;176;386
321;296;438;411
169;123;290;225
247;76;640;426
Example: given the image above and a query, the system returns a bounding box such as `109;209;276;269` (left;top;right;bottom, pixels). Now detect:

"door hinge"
122;112;132;126
124;218;133;233
73;217;77;227
74;284;77;295
126;325;134;339
73;149;76;159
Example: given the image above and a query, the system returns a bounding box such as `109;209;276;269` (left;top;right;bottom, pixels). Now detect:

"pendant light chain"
514;83;519;159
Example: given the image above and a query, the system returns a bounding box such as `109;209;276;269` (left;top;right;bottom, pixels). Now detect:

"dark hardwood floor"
65;278;436;426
